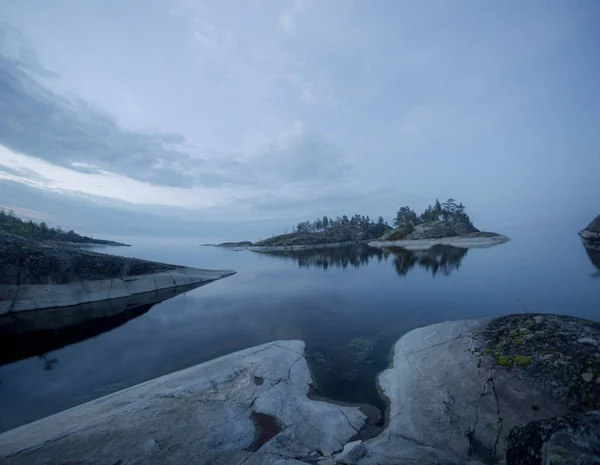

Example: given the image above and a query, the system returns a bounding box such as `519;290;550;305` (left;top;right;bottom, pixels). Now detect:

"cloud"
279;15;296;34
0;52;202;188
0;26;348;193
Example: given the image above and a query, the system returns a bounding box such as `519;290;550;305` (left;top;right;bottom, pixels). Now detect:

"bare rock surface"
506;410;600;465
0;340;366;465
369;234;510;251
580;214;600;242
0;230;235;313
360;314;600;464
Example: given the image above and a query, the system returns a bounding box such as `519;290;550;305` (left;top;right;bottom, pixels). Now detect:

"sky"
0;0;599;243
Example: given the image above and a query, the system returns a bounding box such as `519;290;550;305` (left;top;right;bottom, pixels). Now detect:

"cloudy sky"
1;0;599;243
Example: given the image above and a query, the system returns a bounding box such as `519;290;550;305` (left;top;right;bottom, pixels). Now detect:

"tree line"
0;208;122;244
293;214;390;238
393;198;473;236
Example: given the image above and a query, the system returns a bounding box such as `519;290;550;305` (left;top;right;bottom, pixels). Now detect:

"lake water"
1;223;598;433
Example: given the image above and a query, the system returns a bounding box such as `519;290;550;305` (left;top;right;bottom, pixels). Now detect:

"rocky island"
580;213;600;243
250;199;508;252
1;313;597;464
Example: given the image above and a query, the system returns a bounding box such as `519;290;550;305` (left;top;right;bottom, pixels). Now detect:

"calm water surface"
1;224;598;432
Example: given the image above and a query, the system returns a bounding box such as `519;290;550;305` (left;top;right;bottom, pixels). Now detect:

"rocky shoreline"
2;313;597;464
369;232;510;251
0;230;236;313
249;240;370;252
580;214;600;242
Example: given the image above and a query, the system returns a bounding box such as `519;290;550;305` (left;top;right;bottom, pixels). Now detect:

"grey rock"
361;314;600;464
0;229;235;313
369;234;510;251
0;340;366;464
506;410;600;465
335;440;365;464
580;214;600;242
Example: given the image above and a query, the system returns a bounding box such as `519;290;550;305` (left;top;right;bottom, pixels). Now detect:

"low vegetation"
0;208;128;246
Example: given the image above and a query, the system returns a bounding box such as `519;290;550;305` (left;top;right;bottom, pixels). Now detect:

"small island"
370;198;510;250
250;214;391;251
249;199;509;252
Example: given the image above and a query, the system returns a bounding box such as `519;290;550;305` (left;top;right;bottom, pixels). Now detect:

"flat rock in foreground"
363;314;600;464
0;341;366;465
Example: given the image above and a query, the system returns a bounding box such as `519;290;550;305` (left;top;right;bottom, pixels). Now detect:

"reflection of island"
387;245;468;277
254;244;468;277
581;239;600;278
0;282;209;367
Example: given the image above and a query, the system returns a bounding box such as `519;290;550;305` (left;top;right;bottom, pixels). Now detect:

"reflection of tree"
260;245;387;270
581;239;600;278
257;244;468;277
387;245;468;277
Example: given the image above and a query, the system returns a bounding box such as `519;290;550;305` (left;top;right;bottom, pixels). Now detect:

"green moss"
514;355;532;366
514;338;524;345
483;348;491;354
496;355;512;366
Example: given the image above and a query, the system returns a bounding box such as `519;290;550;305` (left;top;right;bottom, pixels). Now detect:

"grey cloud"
0;42;348;190
0;52;204;188
0;179;283;242
0;164;50;184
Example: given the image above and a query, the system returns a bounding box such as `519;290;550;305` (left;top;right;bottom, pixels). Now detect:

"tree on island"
392;198;474;237
290;213;391;240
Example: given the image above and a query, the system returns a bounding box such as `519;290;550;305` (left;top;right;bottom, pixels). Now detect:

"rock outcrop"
0;282;210;366
0;341;366;464
0;230;235;313
369;234;510;251
580;214;600;242
506;411;600;465
371;221;509;250
363;314;600;464
1;315;598;464
384;220;480;241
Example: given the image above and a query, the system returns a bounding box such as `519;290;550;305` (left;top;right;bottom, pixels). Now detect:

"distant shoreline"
249;240;369;252
50;241;131;247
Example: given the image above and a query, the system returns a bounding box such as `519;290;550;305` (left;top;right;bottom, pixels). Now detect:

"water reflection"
581;239;600;278
253;244;468;277
0;282;210;367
